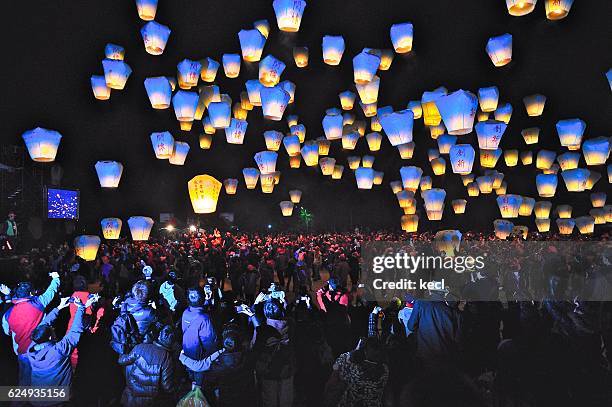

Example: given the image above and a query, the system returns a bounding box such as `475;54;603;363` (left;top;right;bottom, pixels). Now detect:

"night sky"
1;0;611;234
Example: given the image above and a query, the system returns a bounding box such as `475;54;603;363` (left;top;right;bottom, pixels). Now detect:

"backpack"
255;329;295;379
111;311;159;354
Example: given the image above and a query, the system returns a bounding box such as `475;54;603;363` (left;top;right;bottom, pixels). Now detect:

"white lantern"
342;131;359;150
260;86;290;121
486;34;513;67
238;29;266;62
102;59;132;90
283;135;301;156
273;0;306;32
448;144;475;175
135;0;157;21
355;167;375;189
22;127;62;162
437;134;457;155
128;216;154;241
101;218;122;239
95;161;123;188
188;174;222;214
173;91;199;123
74;235;101;261
209;101;232;128
582;137;610;166
476;120;506;150
421;188;446;214
390;22;413;53
150;131;174;159
435;90;478;135
224;119;248;144
169;142;190;165
323;111;343;141
536;174;557;197
319;157;336;175
280;201;294;216
264;131;284;151
322;35;345;65
556;118;586;148
497;194;522;218
91;75;111;100
380;109;414;146
141;21;171;55
177;59;201;89
356;76;380;104
279;80;296;104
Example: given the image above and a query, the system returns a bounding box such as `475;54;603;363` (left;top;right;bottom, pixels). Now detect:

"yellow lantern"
91;75;111;100
519;197;535;216
407;100;422;119
521;127;540;145
401;215;419;232
467;182;480;197
356;76;380;104
332;165;344;179
420;176;433;191
22;127;62;162
497;194;522;218
280;201;294;216
575;216;595;234
400;166;423;192
480;149;502;168
536;218;551;232
264;131;283;152
397;142;415;160
74;235;101;261
390;181;403;194
101;218;122;240
462;174;475;186
556;118;586;148
556;204;573;219
452;199;467;214
494;219;514;240
437;134;457;155
582;137;610;166
339;91;356;110
347;156;361;170
536;150;557;170
379;49;395;70
199;134;212;150
494;103;513;124
289;155;301;168
520;151;533;165
365;132;382;152
535;201;552;219
283;135;300;156
422;188;446;220
556;218;575;235
590;192;607;208
342;131;360;150
585;171;602;191
421;87;447;126
260;173;275;193
370;116;382;132
128;216;154;241
545;0;573;20
495;180;507;195
523;94;546;116
373;171;384;185
562;168;590;192
317;138;331;156
293;46;309;68
188;174;222;214
504;149;519;167
289;189;302;204
590;208;606;224
506;0;537;16
396;190;415;208
135;0;157;21
319;157;336;175
512;226;528;240
477;111;490;122
431;158;446;176
243;168;260;189
359;155;374;169
605;205;612;223
360;101;378;117
223;178;238;195
476;175;494;194
290;124;306;143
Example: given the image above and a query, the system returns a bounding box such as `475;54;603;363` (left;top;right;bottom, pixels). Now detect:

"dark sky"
1;0;611;234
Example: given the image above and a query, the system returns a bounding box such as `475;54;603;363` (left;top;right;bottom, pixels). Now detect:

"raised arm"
36;273;61;309
55;303;85;356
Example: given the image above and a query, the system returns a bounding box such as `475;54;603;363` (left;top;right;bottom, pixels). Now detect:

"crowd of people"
1;228;611;406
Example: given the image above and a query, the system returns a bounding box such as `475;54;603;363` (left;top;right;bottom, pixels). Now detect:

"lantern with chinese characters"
582;137;610;166
504;149;518;167
135;0;157;20
259;55;285;87
494;220;514;239
254;151;278;175
401;215;418;232
263;131;283;152
173;91;198;124
224;119;247;144
421;88;447;126
390;22;413;53
494;103;513;124
105;43;124;60
545;0;574;20
74;235;100;261
435;90;478;135
407;101;422;119
95;161;123;188
562;168;589;192
452;199;467;214
188;175;222;214
535;201;552;219
260;86;290;121
144;77;171;109
141;21;170;55
354;167;374;189
486;34;512;67
520;151;533;165
497;194;522;218
322;35;345;65
431;158;446;176
101;218;122;239
556;118;586;148
209;101;232;129
200;58;219;83
332;165;344;180
400;166;423;192
449;144;475;175
556;218;575;235
519;197;535;216
223;178;238;195
353;51;380;84
102;59;132;90
476;120;506;150
535;174;557;197
128;216;154;241
169;142;190;165
480;148;502;168
293;46;309;67
591;192;606;208
437;134;456;155
422;188;446;220
478;86;499;112
356;76;380;104
290;124;306;143
91;75;110;100
523;94;546;117
319;157;336;176
289;190;302;204
476;175;494;194
150;131;174;159
506;0;537;16
273;0;306;32
259;174;275;193
239;29;266;62
279;201;294;217
22;127;62;162
301;142;319;166
176;59;201;89
342;132;359;150
556;204;573;219
380;109;414;146
557;152;580;171
536;150;556;170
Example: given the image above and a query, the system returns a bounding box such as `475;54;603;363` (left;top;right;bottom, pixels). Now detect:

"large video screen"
46;188;80;219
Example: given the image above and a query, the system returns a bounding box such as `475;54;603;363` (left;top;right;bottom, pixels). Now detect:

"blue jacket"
181;306;217;360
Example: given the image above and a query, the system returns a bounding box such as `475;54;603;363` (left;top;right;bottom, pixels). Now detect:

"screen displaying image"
47;188;80;219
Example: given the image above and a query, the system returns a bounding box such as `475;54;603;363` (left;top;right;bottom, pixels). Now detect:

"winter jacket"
3;277;60;354
119;342;175;407
181;306;217;360
204;351;255;407
111;297;160;355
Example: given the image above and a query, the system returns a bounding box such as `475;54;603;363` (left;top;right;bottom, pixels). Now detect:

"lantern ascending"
254;151;278;174
140;21;171;55
144;77;172;109
243;168;260;189
95;161;123;188
435;90;478;135
449;144;475;175
390;22;413;53
135;0;158;21
523;94;546;117
91;75;111;100
128;216;154;241
322;35;345;66
238;29;266;63
280;201;294;216
545;0;574;20
380;110;414;146
289;189;302;204
150;131;175;159
273;0;306;32
506;0;537;16
22;127;62;162
102;59;132;90
188;174;222;214
260;86;290;121
74;235;101;261
169;142;190;165
223;179;238;195
486;34;512;67
101;218;122;240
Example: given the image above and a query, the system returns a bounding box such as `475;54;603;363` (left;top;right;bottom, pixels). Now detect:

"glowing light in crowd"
401;215;418;232
421;87;447;126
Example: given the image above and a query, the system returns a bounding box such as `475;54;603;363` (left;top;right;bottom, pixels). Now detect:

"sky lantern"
377;49;394;70
494;220;514;240
238;29;266;62
74;235;100;261
535;201;552;219
461;174;475;186
448;144;475;175
397;142;415;159
233;103;248;120
582;137;610;166
523;94;546;117
91;75;110;100
435;90;478;135
519;197;535;216
150;131;174;159
209;101;232;128
102;59;132;90
536;174;557;197
222;54;241;78
396;190;414;208
494;103;512;124
176;59;201;89
322;35;345;65
535;218;550;232
22;127;62;162
477;111;489;122
421;88;447;126
342;131;359;150
359;101;378;117
356;76;380;104
283;135;301;156
279;201;294;217
521;127;540;145
556;204;573;218
140;21;170;55
431;158;446;175
172;91;198;127
353;51;380;84
240;91;253;111
545;0;574;20
497;194;522;218
135;0;157;21
390;22;413;53
401;215;418;233
273;0;306;32
101;218;122;240
339;91;356;110
361;155;375;169
245;80;263;107
478;86;500;112
390;181;403;194
289;124;305;143
476;120;506;150
289;189;302;204
557;152;580;171
332;165;344;179
422;188;446;220
506;0;537;16
486;33;512;67
317;138;331;156
590;208;606;224
496;181;508;195
420;176;433;191
202;117;215;135
437;134;457;154
400;166;423;192
95;161;123;188
169;142;190;165
355;167;374;189
319;157;336;175
301;142;319;166
519;152;533;167
259;55;285;87
556;118;586;148
562;168;590;192
407;101;422;119
585;170;601;190
575;216;595;234
128;216;154;241
225;118;248;144
591;192;607;208
504;149;519;167
200;58;220;82
363;132;382;152
104;43;124;60
242;168;260;190
536;149;557;170
144;77;171;109
253;19;270;38
188;174;222;214
293;46;309;67
380;109;414;146
264;131;284;151
279;80;295;104
223;178;238;195
254;151;278;174
476;175;494;194
452;199;467;214
480;148;502;168
556;218;575;235
467;182;480;197
260;86;290;121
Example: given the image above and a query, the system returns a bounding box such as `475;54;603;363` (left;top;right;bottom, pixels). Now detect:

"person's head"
73;275;87;292
156;325;175;349
223;330;240;352
263;299;285;320
31;323;56;344
187;287;204;307
7;211;15;220
167;271;177;284
131;280;150;304
14;282;33;299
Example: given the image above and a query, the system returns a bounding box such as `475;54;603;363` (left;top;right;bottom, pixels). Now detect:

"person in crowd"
317;278;351;356
158;271;187;320
0;210;18;254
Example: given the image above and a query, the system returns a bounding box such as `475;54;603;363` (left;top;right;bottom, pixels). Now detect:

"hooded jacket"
111;296;159;355
181;306;217;360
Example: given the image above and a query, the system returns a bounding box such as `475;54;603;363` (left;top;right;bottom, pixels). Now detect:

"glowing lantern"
390;22;413;53
261;131;282;152
377;49;394;70
331;165;344;180
168;142;189;166
390;181;403;194
489;170;505;188
285;115;298;128
361;133;382;153
233;103;247;120
254;151;278;175
396;190;414;208
289;190;302;204
203;117;215;135
102;59;132;90
339;91;356;110
557;152;580;171
562;168;589;192
346;156;359;170
293;46;309;67
506;0;537;16
128;216;154;241
420;176;433;191
362;155;375;168
556;119;586;148
135;0;157;21
143;77;171;109
545;0;574;20
91;75;110;100
477;111;489;122
609;164;612;183
245;80;263;107
522;127;540;145
22;127;62;162
480;148;502;168
238;29;266;63
586;171;601;190
342;132;359;150
434;90;478;135
315;157;334;176
380;109;414;146
150;131;174;159
422;189;446;220
259;55;285;87
431;158;446;175
321;35;345;65
315;138;330;156
407;101;422;119
535;174;557;197
353;51;380;84
241;168;259;190
486;34;512;67
173;91;198;125
209;101;232;128
557;204;573;218
370;116;382;132
95;161;123;188
321;112;342;142
421;88;447;126
140;21;170;56
101;218;122;240
283;135;300;156
219;54;241;79
536;150;556;170
356;76;380;104
199;58;219;83
105;43;124;60
582;137;610;166
591;192;606;208
476;120;506;150
360;101;378;117
504;150;519;167
223;119;246;145
449;144;475;175
260;87;289;121
176;59;200;89
223;178;238;195
279;81;295;104
535;201;552;219
74;235;100;261
452;199;467;214
523;94;546;117
467;182;480;197
520;151;533;165
301;142;319;166
273;0;306;32
437;135;456;155
400;166;423;191
373;171;384;185
477;87;499;114
494;103;513;124
497;194;522;218
543;164;559;175
519;197;535;216
535;219;550;232
187;174;222;214
476;175;494;194
397;142;415;159
289;125;304;143
590;209;606;224
427;123;445;140
494;220;514;239
400;215;418;232
496;182;507;195
556;218;575;235
575;216;594;234
276;201;294;217
604;205;612;223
